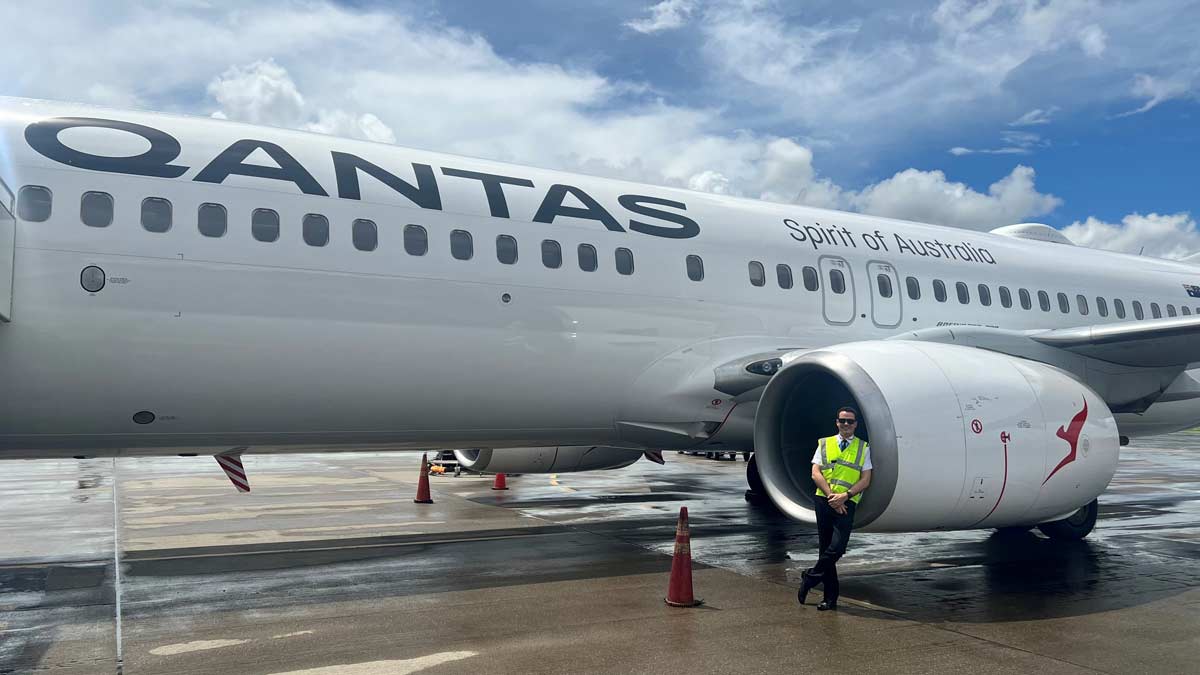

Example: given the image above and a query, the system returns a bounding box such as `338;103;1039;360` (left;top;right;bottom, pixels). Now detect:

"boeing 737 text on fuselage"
3;97;1199;538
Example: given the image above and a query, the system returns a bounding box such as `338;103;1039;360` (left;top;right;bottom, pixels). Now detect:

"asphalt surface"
1;435;1199;674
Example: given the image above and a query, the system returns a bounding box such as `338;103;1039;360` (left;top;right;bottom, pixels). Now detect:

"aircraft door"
818;256;855;325
867;261;901;328
0;181;13;322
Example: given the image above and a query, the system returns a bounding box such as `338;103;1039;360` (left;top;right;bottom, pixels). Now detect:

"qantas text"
24;117;701;240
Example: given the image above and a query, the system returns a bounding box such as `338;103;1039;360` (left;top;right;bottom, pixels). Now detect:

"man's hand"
833;503;848;515
828;492;849;507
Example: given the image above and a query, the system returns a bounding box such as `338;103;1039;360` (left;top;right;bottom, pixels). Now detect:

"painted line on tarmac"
112;457;125;675
127;530;576;563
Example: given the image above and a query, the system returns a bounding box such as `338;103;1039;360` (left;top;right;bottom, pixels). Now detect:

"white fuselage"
1;98;1198;458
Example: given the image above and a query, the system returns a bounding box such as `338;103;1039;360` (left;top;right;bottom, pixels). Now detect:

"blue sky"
5;0;1200;256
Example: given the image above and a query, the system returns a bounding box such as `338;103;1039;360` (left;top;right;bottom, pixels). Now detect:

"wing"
1029;315;1200;367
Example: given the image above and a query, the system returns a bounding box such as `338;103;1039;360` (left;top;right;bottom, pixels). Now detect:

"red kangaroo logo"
1043;400;1088;485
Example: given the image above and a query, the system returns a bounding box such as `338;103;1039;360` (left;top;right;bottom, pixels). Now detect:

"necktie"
839;439;847;451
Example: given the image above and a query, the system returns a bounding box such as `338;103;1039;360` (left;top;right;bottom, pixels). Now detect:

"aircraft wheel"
745;454;766;499
1037;499;1098;540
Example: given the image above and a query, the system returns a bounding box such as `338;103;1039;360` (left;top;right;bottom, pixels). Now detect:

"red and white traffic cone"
414;453;434;504
492;473;509;490
665;506;703;607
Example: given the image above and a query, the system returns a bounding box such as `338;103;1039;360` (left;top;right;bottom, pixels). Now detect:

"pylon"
414;453;434;504
492;473;509;490
665;506;703;607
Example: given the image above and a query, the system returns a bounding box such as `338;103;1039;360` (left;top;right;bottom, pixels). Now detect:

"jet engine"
452;446;643;473
753;341;1119;534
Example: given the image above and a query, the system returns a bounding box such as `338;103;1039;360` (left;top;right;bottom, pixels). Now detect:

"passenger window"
777;264;793;289
977;284;991;306
496;234;518;264
1019;288;1032;310
1096;297;1108;317
749;261;766;287
252;208;279;242
1151;302;1162;319
302;213;329;247
578;244;598;272
686;255;704;282
404;224;428;256
541;239;562;269
1038;290;1051;312
877;274;893;298
999;286;1012;308
1114;299;1126;319
450;229;473;260
1133;301;1144;320
802;266;819;291
933;279;947;302
141;197;172;233
905;276;920;300
18;185;52;222
955;282;969;304
615;247;634;275
1076;294;1088;316
1057;292;1070;314
199;203;228;238
353;219;378;252
1183;306;1192;316
1167;304;1177;317
80;191;113;228
829;269;846;294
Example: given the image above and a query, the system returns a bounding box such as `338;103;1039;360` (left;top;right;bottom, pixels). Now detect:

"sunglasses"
836;418;857;425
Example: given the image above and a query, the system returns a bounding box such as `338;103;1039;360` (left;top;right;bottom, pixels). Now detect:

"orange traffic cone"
665;506;702;607
492;473;509;490
414;453;434;504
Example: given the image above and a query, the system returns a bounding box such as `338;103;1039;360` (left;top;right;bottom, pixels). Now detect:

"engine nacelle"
453;446;643;473
753;341;1119;532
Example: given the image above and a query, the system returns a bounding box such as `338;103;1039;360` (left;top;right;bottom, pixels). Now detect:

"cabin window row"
727;259;825;293
19;186;637;274
906;276;1195;319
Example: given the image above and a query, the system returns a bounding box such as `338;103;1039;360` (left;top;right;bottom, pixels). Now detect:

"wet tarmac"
2;435;1199;674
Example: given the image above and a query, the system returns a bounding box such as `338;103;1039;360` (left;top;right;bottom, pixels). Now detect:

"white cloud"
1077;24;1107;58
693;0;1198;147
1009;107;1059;126
1062;212;1200;259
946;130;1046;156
1117;72;1196;117
850;165;1062;231
626;0;695;34
207;59;396;143
208;60;307;127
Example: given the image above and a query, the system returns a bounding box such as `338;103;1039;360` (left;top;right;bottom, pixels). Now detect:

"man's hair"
836;406;858;419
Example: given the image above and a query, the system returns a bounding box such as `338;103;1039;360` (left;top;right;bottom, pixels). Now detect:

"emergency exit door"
867;261;901;327
0;181;13;322
818;256;855;325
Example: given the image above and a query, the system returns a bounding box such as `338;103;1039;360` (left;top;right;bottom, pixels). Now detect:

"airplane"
3;96;1199;541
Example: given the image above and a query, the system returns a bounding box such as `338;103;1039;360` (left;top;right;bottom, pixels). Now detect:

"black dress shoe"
817;600;838;611
797;573;816;605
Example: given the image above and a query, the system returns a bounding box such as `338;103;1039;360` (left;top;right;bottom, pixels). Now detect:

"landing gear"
1037;499;1099;540
744;454;769;503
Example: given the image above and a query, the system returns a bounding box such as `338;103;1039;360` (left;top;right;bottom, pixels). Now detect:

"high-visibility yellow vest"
816;436;865;504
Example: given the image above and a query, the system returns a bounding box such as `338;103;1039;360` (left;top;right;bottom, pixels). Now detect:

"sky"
4;0;1200;258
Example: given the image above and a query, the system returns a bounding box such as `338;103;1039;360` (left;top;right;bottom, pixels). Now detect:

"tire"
746;454;765;494
1037;499;1098;540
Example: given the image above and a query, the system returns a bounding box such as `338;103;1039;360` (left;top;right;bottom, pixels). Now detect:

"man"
798;406;873;611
